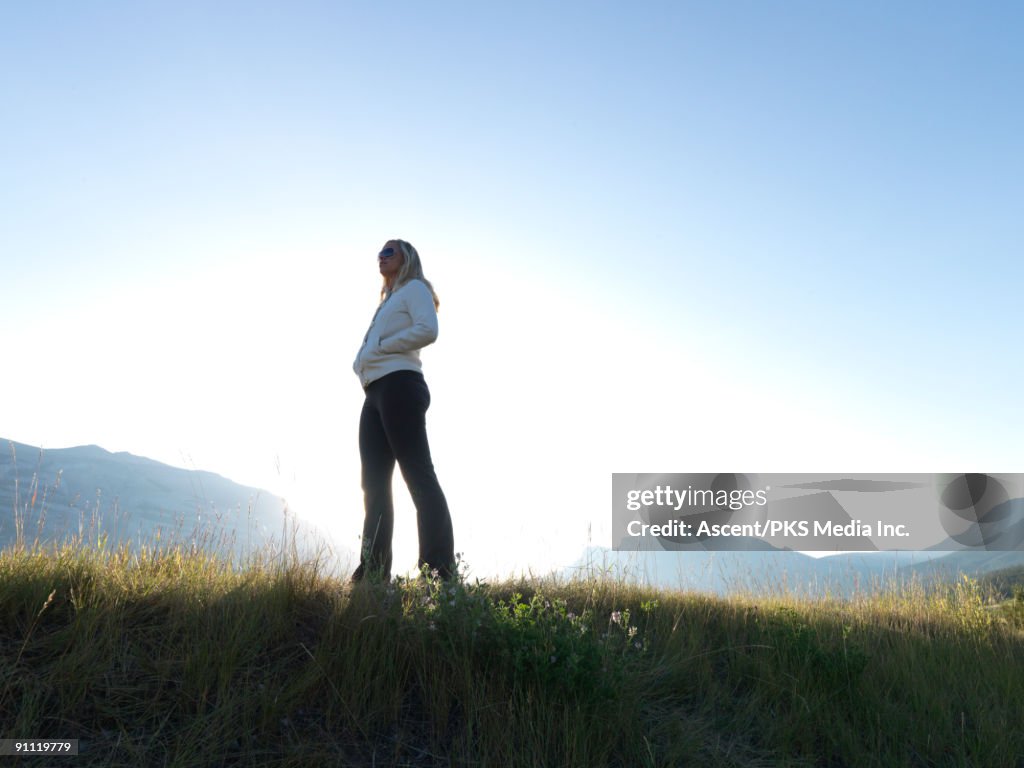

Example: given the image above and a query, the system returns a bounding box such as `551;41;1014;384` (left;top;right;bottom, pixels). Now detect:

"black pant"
358;370;455;579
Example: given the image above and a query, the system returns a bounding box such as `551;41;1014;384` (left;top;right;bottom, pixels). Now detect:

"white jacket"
353;278;438;388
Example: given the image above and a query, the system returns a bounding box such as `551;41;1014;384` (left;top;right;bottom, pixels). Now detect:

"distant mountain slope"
564;546;1024;598
0;439;303;561
565;546;843;597
902;550;1024;580
978;565;1024;599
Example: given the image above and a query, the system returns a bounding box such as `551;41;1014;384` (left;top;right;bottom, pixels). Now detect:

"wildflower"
610;610;622;626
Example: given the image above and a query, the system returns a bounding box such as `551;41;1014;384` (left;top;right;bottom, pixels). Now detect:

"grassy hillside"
1;537;1023;767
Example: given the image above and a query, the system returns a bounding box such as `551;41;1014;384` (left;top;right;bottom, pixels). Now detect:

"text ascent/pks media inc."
625;519;910;539
623;485;910;539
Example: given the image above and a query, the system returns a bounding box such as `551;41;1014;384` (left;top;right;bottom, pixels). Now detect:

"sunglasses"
378;247;396;259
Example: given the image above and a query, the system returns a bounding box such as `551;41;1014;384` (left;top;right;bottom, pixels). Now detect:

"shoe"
350;563;390;584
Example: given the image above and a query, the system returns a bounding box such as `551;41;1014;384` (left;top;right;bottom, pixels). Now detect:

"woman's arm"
378;280;439;354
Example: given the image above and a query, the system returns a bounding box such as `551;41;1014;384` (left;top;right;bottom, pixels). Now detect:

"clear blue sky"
3;2;1021;577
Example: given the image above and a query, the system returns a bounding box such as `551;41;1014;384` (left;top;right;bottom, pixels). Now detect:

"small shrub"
400;570;645;702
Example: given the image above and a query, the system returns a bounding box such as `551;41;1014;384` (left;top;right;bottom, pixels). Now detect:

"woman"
351;239;455;582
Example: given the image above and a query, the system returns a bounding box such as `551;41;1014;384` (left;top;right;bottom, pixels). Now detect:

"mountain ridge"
1;438;323;563
565;544;1024;597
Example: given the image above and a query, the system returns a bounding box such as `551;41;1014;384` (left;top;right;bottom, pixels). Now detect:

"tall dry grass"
2;451;1023;765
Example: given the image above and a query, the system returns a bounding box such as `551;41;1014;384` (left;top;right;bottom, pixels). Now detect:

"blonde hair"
382;239;440;309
